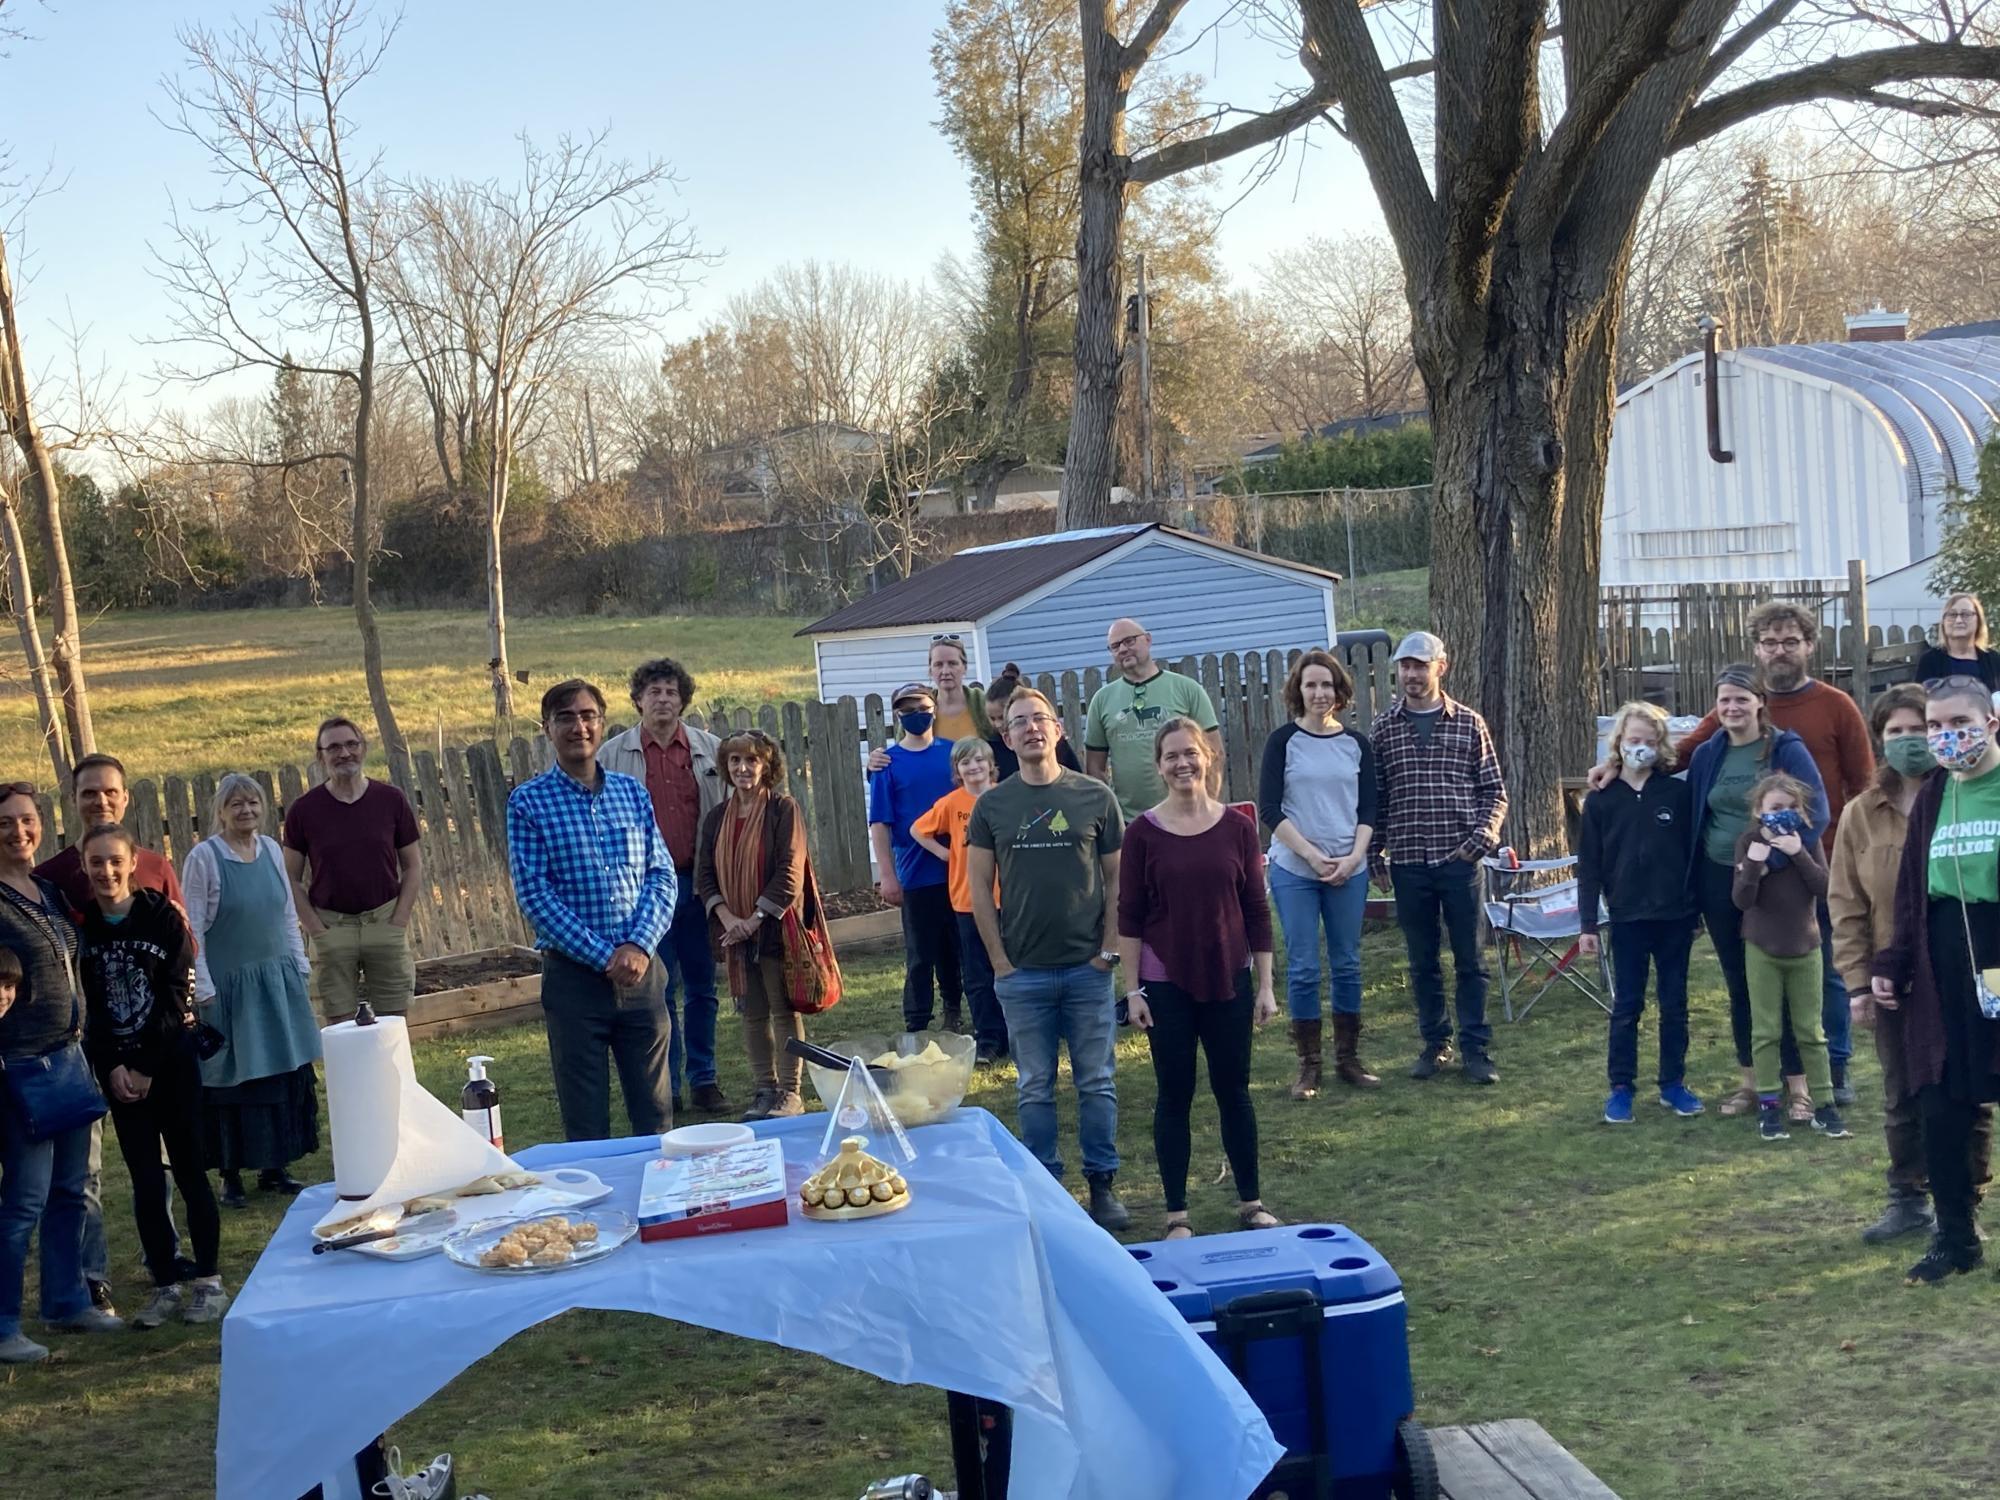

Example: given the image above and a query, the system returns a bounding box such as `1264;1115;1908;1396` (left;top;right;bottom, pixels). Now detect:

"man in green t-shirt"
1083;617;1223;817
967;686;1129;1229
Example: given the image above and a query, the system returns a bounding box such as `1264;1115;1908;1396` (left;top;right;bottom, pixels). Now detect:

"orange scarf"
714;793;768;995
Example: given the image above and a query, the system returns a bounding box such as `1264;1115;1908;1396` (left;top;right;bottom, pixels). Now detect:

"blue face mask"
899;710;935;736
1758;807;1806;868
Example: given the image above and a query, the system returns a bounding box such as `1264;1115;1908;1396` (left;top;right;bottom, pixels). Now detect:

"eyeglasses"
1109;632;1146;653
0;780;37;802
319;738;365;754
550;710;605;728
1924;675;1989;694
1007;713;1060;732
930;632;962;644
1756;637;1808;652
1944;611;1980;623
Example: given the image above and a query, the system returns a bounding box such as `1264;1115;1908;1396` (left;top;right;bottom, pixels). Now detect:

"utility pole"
583;383;602;485
1134;252;1154;505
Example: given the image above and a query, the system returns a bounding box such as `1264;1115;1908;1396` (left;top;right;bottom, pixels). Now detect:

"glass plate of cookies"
442;1209;637;1275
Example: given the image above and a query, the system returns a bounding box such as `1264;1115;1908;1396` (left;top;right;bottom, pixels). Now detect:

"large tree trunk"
0;482;72;787
1055;5;1128;531
1422;251;1599;857
0;230;94;758
350;309;412;792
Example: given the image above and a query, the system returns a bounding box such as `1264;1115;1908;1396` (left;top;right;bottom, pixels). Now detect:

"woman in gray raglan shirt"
1258;650;1379;1099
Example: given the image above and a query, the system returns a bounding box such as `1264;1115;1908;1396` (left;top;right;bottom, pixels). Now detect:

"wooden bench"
1434;1419;1619;1499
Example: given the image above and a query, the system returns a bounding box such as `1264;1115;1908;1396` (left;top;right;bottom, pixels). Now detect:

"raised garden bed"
407;945;545;1043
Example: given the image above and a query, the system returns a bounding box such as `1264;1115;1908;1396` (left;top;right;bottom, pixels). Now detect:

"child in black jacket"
1577;702;1702;1124
75;825;228;1329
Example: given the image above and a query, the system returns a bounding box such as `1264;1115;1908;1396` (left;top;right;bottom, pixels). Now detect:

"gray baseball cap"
1392;631;1447;663
891;681;936;707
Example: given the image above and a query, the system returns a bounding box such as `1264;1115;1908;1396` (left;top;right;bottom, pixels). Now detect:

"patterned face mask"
1620;742;1659;769
1928;723;1992;773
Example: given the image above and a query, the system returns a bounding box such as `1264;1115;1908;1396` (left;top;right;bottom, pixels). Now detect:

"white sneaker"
0;1331;50;1363
132;1283;186;1330
181;1280;230;1325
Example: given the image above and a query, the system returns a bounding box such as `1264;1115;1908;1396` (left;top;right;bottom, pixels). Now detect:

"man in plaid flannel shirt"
1369;633;1509;1085
508;678;677;1140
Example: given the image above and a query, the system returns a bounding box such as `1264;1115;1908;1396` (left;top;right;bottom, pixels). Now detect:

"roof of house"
799;523;1337;637
1918;321;2000;341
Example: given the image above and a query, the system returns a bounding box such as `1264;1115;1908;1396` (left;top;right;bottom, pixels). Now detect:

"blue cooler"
1128;1223;1437;1500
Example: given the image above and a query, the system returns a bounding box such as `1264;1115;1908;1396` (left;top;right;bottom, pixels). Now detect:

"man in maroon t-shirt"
34;750;186;1318
282;716;423;1020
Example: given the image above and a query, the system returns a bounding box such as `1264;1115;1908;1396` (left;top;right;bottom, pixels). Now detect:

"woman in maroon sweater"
1118;717;1278;1239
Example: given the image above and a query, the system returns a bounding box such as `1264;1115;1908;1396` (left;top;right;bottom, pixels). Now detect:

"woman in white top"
182;774;318;1208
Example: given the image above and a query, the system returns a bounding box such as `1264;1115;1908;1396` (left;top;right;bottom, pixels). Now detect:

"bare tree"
0;224;95;757
1296;0;2000;849
1057;2;1340;526
0;471;69;785
388;132;701;728
1259;233;1420;417
157;0;411;785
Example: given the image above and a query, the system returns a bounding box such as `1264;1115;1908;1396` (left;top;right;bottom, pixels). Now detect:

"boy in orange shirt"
914;738;1006;1063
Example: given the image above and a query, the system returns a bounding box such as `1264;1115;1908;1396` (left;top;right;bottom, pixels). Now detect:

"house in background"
703;421;884;518
1602;310;2000;629
799;522;1339;704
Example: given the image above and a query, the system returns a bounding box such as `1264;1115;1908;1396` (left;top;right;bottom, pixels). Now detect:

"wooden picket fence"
28;640;1403;963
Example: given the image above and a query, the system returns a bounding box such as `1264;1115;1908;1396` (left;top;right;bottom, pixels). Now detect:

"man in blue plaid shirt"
508;678;677;1140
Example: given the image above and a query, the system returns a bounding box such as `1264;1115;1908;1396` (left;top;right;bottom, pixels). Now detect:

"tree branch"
1674;40;2000;152
1121;0;1192;82
1128;84;1338;184
1700;0;1800;89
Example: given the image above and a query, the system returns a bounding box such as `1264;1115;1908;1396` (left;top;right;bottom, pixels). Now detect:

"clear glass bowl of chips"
443;1208;637;1274
803;1032;977;1127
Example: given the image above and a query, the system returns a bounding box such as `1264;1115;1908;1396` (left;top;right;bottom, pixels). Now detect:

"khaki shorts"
310;899;416;1021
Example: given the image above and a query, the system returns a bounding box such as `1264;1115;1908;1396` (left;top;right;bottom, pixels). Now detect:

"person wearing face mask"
1683;665;1829;1121
1576;702;1701;1124
1870;675;2000;1283
868;682;964;1033
1914;593;2000;694
863;637;994;775
1832;686;1993;1244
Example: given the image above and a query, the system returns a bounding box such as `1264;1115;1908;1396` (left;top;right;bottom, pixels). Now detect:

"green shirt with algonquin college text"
1930;761;2000;904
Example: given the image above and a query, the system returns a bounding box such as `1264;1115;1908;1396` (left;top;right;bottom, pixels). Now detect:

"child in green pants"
1732;772;1850;1142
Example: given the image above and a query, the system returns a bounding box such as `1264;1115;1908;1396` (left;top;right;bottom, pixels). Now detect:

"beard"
1763;660;1805;692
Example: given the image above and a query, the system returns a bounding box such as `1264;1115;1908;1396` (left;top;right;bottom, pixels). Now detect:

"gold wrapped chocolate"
800;1136;912;1222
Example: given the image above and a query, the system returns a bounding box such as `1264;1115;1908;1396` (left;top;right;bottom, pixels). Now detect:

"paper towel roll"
316;1014;518;1235
323;1016;416;1198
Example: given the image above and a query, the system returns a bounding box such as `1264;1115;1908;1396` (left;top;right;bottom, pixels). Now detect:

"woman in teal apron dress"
182;775;319;1209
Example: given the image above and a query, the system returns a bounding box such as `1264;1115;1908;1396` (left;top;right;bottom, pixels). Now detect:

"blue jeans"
659;874;719;1093
1819;898;1852;1076
1607;918;1695;1090
956;913;1007;1054
1390;859;1491;1054
1268;862;1368;1021
993;962;1118;1178
0;1111;94;1338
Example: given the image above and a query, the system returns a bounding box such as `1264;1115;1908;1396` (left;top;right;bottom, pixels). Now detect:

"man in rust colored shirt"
601;657;729;1113
1607;600;1874;1103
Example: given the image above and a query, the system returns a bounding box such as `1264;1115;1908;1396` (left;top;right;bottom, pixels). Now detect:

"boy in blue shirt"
870;682;963;1031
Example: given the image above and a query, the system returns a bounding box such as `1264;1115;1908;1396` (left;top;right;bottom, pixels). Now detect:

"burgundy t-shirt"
36;844;185;916
283;780;421;913
1116;808;1273;1002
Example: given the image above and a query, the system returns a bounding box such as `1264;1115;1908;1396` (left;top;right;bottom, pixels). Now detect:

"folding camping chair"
1480;855;1614;1022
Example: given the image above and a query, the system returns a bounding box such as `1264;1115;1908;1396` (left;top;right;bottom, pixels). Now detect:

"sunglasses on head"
1924;675;1990;695
0;780;37;800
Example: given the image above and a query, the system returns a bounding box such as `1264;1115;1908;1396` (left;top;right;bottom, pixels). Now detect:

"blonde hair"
1943;592;1991;650
950;735;996;779
209;773;264;834
1606;701;1676;772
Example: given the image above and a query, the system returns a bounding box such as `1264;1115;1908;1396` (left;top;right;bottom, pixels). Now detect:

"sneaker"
1906;1235;1983;1285
131;1283;186;1330
47;1306;124;1334
1759;1103;1789;1142
1409;1044;1453;1080
1603;1087;1635;1124
88;1279;118;1316
0;1331;49;1364
1863;1194;1936;1245
1460;1052;1498;1086
181;1280;230;1325
1812;1105;1852;1139
1658;1083;1705;1117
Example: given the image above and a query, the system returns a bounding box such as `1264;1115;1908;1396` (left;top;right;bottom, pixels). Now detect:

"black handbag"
0;887;109;1143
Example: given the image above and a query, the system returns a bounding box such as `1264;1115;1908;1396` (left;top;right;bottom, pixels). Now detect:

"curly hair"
1746;771;1812;817
1605;700;1676;772
628;657;696;710
717;728;786;790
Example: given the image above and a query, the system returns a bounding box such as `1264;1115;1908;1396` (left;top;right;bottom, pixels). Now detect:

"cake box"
637;1139;790;1242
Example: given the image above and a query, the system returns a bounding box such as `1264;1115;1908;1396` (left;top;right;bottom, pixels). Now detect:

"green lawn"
1342;567;1429;640
5;931;1996;1499
1;608;819;782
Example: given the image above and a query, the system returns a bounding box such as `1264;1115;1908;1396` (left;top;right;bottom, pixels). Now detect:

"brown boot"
1333;1013;1380;1088
1289;1020;1323;1100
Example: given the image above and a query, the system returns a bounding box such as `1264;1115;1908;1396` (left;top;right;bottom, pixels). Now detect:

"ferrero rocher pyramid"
800;1136;911;1221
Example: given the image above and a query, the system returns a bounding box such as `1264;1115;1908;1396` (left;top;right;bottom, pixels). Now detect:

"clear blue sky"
0;0;1383;410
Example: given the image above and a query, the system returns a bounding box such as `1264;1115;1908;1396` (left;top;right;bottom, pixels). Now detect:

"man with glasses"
282;718;423;1022
1668;600;1875;1103
869;681;964;1032
600;658;729;1116
967;688;1130;1228
35;753;185;1319
1084;618;1224;819
507;679;677;1140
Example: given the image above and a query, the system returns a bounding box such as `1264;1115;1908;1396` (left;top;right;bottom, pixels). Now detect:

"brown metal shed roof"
798;525;1154;636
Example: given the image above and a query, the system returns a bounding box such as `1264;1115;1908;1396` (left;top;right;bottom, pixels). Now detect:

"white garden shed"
799;523;1339;704
1602;320;2000;629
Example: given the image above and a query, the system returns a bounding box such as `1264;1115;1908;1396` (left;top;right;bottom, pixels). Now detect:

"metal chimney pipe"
1701;316;1734;465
